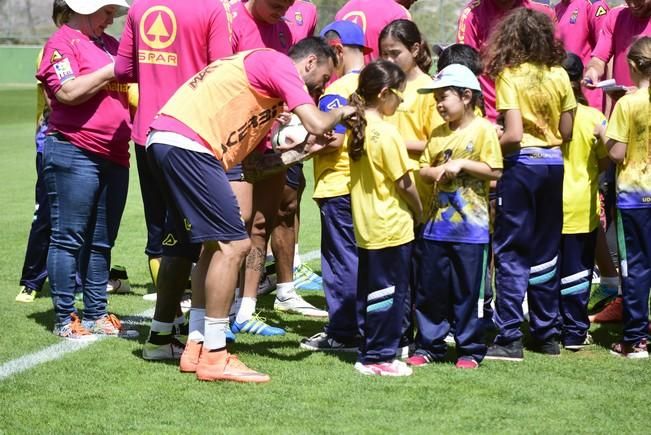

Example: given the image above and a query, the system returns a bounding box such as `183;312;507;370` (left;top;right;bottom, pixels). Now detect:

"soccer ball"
270;114;309;152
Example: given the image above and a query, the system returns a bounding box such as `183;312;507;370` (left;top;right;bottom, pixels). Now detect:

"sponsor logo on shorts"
162;233;178;246
138;6;178;66
184;218;192;231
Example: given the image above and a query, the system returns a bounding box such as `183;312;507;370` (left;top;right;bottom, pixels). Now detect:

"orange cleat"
195;348;270;383
179;340;203;373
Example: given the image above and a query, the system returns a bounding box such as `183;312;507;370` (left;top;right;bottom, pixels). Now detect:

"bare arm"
308;132;344;155
293;104;355;136
405;139;427;154
499;109;523;155
606;138;627;164
559;110;574;143
395;172;423;223
594;121;611;172
442;159;502;181
55;63;115;106
419;165;445;184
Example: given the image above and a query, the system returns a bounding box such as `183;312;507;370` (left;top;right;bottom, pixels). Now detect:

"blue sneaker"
231;314;286;336
226;328;236;342
293;264;323;292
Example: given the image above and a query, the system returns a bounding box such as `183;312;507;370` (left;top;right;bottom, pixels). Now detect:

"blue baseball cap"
319;20;372;54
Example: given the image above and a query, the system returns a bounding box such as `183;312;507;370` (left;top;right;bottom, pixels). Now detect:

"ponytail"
414;36;432;74
347;92;367;161
379;19;432;74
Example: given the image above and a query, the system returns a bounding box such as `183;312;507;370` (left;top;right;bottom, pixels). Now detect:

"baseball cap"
418;64;481;94
319;21;372;54
64;0;129;16
562;52;584;82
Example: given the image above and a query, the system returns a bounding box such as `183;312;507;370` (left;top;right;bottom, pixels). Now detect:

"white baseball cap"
64;0;129;16
418;64;481;94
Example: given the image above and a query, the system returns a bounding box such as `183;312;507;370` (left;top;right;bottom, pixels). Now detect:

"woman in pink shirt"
36;0;135;341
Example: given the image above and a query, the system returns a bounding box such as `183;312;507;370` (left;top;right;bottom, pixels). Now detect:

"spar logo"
341;11;367;32
138;6;178;66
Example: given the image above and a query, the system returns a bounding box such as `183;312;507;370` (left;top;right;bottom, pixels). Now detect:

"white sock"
188;308;205;342
293;244;302;268
276;282;295;300
204;316;229;351
235;297;257;324
150;320;173;335
601;276;620;288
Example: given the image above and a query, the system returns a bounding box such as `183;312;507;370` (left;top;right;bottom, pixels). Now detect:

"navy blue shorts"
285;162;304;191
226;163;245;182
147;143;248;246
135;144;166;257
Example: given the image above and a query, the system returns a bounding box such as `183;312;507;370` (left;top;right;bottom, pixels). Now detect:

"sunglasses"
389;88;404;103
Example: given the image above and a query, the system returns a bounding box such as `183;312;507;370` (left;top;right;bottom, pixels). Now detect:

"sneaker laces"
105;313;124;331
69;313;93;336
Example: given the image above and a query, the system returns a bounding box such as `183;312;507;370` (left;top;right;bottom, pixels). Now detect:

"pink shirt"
284;0;318;41
592;5;651;87
115;0;234;145
335;0;411;63
231;1;293;54
555;0;609;109
150;50;314;152
457;0;556;122
37;25;131;167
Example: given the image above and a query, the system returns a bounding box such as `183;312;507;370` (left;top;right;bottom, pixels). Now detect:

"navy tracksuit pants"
617;208;651;345
493;162;564;344
559;230;597;345
414;240;488;362
357;242;412;364
318;195;358;341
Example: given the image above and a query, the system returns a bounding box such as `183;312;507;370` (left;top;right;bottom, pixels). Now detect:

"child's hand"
442;159;464;179
276;112;293;125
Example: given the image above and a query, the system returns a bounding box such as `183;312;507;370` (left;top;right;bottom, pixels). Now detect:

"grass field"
1;86;650;434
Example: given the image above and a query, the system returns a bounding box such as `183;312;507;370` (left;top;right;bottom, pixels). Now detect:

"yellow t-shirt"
496;63;576;148
419;116;503;243
350;113;415;249
562;104;608;233
606;88;651;208
387;73;444;205
313;71;359;199
35;48;47;126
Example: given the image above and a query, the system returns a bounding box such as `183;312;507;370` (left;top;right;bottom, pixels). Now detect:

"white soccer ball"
271;114;309;152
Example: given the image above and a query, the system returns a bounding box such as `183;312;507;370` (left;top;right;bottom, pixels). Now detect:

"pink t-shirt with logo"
335;0;411;63
231;0;293;54
150;50;314;153
284;0;318;41
555;0;609;109
115;0;234;145
592;5;651;87
457;0;556;122
37;25;131;167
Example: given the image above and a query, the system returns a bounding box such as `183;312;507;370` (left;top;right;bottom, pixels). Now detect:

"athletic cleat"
293;264;323;292
406;353;434;367
299;332;357;352
83;314;139;338
257;273;277;296
15;286;38;303
532;338;561;356
455;357;479;369
53;313;97;342
231;314;285;336
274;291;328;317
354;360;413;377
485;340;524;362
143;292;157;301
142;339;185;360
107;265;131;294
564;334;594;351
610;339;649;359
444;333;455;344
588;284;617;312
179;340;203;373
589;296;623;323
196;349;270;383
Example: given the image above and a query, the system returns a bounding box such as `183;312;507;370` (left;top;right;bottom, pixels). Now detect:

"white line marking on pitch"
0;249;323;381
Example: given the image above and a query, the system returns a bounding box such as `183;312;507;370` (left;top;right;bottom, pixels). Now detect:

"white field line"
0;249;322;381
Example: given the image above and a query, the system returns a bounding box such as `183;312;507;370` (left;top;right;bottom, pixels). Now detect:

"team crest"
465;142;474;153
295;11;304;26
569;9;578;24
50;50;63;64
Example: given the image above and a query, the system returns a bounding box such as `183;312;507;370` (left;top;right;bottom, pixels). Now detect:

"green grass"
1;87;650;434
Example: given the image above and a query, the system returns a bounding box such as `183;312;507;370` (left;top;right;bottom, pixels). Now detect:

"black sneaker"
532;337;561;356
300;332;357;352
485;339;524;361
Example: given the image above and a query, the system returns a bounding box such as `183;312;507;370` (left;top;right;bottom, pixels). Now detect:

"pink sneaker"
354;360;413;377
455;357;479;369
406;353;433;367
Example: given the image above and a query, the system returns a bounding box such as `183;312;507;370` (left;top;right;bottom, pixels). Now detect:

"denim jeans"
42;136;128;324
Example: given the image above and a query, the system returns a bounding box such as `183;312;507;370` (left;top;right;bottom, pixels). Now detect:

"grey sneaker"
300;332;357;352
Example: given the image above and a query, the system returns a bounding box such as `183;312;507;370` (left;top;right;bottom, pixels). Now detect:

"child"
379;18;440;354
347;60;423;376
408;64;502;369
559;53;610;350
606;36;651;359
483;8;576;361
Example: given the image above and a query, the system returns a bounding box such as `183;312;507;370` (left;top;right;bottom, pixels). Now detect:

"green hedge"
0;46;41;85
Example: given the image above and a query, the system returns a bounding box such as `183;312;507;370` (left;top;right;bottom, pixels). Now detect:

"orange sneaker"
589;297;623;323
195;348;270;383
179;340;202;373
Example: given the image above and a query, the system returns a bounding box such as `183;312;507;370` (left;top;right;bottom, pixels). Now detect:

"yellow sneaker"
16;286;38;303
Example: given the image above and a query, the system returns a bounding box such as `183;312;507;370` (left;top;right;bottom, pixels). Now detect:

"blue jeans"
43;136;128;324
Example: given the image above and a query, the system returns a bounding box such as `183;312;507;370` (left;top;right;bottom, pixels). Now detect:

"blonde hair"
627;36;651;102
